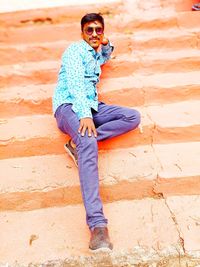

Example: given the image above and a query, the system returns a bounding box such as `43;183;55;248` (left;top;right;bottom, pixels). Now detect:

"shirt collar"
81;40;100;58
81;40;93;51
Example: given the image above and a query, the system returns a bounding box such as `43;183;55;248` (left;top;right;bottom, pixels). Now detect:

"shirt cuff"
71;102;92;120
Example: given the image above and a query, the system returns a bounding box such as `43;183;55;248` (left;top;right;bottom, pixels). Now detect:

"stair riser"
1;125;200;159
0;180;156;211
1;86;200;117
154;177;200;197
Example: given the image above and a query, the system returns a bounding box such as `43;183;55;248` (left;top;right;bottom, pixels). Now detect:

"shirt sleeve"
62;45;92;119
99;41;114;65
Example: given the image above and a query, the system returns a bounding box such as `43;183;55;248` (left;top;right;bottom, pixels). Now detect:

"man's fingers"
92;126;97;138
88;127;92;137
88;123;97;137
78;123;83;133
79;119;97;137
81;126;87;136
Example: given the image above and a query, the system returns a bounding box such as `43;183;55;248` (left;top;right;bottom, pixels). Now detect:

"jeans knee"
133;109;141;127
125;109;141;130
79;135;98;150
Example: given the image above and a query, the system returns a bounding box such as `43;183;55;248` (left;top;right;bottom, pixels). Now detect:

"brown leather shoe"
89;227;113;251
64;139;78;167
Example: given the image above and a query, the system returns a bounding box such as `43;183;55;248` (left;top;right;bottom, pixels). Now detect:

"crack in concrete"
144;108;169;200
145;108;164;174
164;199;186;258
15;183;71;193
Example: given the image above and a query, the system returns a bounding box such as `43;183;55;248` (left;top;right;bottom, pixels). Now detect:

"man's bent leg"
55;104;107;230
93;102;141;141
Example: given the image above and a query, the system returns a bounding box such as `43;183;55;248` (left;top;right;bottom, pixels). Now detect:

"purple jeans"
55;102;140;230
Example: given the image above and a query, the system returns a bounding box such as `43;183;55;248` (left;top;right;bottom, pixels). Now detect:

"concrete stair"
1;0;200;266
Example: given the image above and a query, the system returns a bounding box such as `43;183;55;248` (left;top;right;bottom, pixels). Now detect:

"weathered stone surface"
1;101;200;159
0;145;159;210
0;49;200;87
166;195;200;258
0;199;183;266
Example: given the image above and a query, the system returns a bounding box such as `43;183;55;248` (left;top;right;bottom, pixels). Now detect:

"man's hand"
101;37;109;46
78;118;97;137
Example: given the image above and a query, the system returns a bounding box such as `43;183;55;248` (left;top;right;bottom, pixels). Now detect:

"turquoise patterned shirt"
52;40;114;119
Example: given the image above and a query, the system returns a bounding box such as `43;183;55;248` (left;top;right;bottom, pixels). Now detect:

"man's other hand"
78;118;97;137
101;37;109;46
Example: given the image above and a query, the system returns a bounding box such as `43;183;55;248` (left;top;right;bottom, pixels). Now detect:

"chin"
91;44;99;49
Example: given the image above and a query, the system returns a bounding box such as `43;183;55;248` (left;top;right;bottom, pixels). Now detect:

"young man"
53;13;140;251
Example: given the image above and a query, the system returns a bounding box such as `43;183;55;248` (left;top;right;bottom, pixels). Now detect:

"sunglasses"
84;26;104;35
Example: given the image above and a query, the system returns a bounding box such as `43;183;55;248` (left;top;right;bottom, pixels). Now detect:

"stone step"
0;10;198;43
1;71;200;117
0;49;199;88
0;29;199;65
1;196;200;266
132;29;200;51
0;141;199;211
0;5;199;34
119;11;200;31
0;15;177;45
0;0;122;26
0;35;131;65
1;101;200;159
0;14;198;47
0;145;159;211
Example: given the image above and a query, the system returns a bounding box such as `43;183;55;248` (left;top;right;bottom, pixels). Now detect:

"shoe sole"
89;247;113;253
192;4;200;10
64;143;78;167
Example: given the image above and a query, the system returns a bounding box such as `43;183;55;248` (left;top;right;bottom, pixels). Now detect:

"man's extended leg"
55;103;107;231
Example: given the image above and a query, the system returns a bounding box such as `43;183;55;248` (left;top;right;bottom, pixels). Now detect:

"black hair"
81;13;104;31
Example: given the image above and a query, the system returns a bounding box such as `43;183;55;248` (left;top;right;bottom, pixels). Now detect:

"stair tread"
0;145;158;194
1;196;200;265
0;198;182;265
135;49;200;61
0;0;120;13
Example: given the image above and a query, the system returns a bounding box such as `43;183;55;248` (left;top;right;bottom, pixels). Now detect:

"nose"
92;29;97;37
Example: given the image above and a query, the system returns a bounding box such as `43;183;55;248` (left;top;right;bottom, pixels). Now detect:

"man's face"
81;20;104;51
